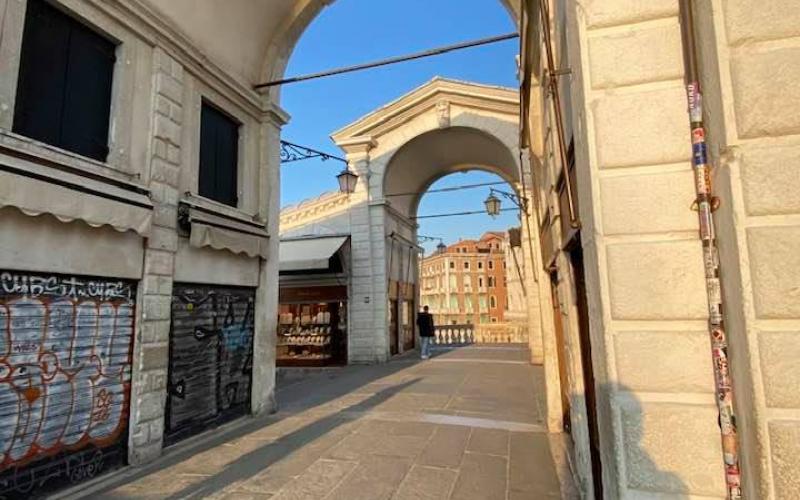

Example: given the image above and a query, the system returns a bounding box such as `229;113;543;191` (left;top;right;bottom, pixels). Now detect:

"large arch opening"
382;126;521;219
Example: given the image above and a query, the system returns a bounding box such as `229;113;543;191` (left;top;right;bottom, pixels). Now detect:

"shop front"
278;236;350;367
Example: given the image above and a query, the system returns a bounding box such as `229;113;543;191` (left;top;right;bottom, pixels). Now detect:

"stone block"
130;423;150;448
142;295;171;321
167;143;181;165
585;0;677;28
600;168;696;235
140;343;169;371
747;226;800;319
154;113;181;146
153;204;178;229
141;320;170;344
740;143;800;216
152;137;168;161
592;86;689;168
150;181;179;205
606;240;707;320
147;225;178;252
759;331;800;408
731;46;800;138
142;275;173;296
769;420;800;499
723;0;800;45
137;391;165;421
155;71;183;105
589;20;683;89
144;249;175;277
615;330;714;393
151;158;179;187
620;401;725;496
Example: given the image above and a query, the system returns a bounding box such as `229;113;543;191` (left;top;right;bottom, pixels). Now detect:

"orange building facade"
419;232;508;325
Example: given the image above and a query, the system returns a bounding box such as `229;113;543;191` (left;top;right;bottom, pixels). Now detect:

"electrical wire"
413;208;517;220
385;181;507;198
255;33;519;89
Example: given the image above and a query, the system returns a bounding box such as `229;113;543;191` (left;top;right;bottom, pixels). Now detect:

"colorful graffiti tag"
0;272;134;498
165;285;254;446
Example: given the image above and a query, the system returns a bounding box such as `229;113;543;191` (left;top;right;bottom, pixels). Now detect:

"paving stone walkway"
85;344;574;500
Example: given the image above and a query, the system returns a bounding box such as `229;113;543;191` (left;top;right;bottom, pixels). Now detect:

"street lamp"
483;189;528;217
436;241;447;254
337;169;359;194
484;193;502;218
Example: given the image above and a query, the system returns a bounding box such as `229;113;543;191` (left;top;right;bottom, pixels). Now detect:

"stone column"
251;104;288;415
128;48;183;465
340;138;387;363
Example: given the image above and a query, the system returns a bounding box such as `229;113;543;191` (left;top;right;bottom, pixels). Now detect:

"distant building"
419;232;508;325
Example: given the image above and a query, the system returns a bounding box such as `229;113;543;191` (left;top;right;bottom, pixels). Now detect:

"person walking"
417;305;435;359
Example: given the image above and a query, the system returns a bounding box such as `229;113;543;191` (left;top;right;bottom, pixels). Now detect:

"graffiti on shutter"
165;285;254;445
0;271;135;498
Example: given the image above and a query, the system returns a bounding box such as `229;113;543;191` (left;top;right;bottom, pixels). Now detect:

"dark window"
199;102;239;207
14;0;116;161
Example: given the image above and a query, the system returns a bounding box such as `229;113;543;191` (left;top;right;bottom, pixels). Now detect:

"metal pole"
255;33;519;89
539;0;580;229
678;2;742;498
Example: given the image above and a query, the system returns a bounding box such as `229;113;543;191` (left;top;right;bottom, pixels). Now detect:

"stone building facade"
518;1;800;498
419;232;509;326
0;0;283;494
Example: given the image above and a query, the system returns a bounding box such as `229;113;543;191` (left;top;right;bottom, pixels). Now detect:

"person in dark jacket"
416;305;435;359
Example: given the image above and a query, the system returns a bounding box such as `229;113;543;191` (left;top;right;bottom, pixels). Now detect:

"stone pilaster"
128;48;183;465
251;105;287;415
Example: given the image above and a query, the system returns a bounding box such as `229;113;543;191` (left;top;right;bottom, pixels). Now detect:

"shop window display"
277;301;347;366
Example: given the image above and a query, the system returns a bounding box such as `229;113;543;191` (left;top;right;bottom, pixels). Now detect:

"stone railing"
433;323;527;346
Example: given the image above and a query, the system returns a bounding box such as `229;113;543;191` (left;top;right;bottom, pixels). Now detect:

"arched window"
490;295;497;308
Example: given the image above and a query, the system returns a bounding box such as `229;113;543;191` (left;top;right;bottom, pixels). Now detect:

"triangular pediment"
331;77;519;147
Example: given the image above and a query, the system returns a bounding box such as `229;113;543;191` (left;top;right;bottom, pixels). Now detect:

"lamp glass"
484;194;501;217
337;169;358;194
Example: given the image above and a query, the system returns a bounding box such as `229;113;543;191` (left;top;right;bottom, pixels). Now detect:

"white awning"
183;204;269;259
0;165;152;236
279;236;348;272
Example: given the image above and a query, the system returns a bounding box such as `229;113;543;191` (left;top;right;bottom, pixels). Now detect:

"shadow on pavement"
93;372;423;499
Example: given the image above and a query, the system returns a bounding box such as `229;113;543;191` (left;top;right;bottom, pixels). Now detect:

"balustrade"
432;323;528;346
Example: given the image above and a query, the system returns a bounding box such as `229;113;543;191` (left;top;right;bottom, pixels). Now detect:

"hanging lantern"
337;169;358;194
484;193;501;217
436;241;447;254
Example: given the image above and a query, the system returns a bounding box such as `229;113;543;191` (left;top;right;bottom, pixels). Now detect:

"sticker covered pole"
678;1;742;498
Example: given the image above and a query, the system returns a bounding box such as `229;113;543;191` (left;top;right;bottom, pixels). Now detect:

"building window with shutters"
13;0;117;162
199;101;240;207
490;295;497;309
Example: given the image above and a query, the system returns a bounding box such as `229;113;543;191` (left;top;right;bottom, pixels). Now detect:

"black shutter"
13;0;71;146
60;20;116;161
199;103;239;207
12;0;115;162
198;105;218;201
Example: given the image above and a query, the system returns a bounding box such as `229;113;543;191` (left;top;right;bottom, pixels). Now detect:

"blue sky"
280;0;520;251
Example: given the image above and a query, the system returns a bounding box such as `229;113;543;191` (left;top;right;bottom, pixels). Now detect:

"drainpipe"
678;3;742;499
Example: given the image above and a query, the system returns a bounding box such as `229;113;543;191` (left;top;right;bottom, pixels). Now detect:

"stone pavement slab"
82;345;571;500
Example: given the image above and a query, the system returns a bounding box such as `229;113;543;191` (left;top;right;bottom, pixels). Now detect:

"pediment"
331;78;519;147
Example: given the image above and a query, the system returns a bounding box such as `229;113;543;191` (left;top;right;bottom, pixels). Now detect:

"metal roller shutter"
165;285;254;446
0;271;135;498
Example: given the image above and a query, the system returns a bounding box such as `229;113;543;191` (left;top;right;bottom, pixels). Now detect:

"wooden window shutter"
13;0;115;162
199;102;239;207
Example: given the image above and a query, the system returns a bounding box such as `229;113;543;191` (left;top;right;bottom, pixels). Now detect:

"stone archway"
305;79;559;432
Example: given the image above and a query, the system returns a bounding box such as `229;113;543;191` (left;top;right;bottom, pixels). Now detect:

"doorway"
568;241;603;499
550;271;572;433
